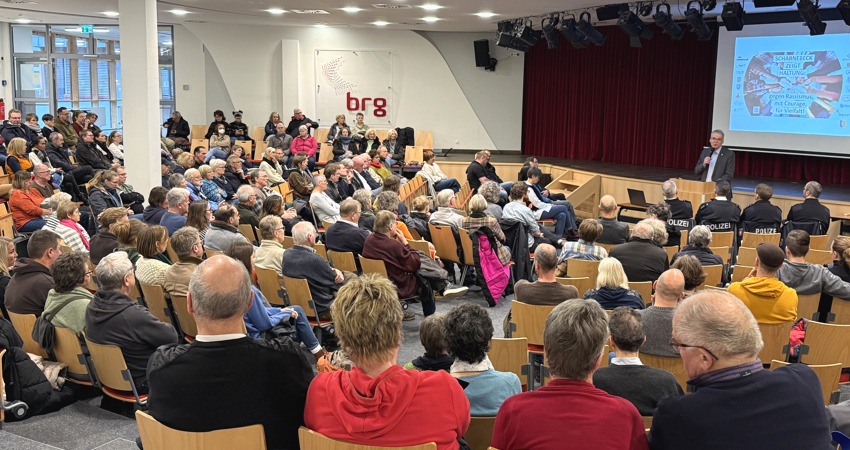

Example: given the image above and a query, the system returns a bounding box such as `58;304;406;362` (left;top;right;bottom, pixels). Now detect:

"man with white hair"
285;106;318;137
670;225;723;267
649;291;830;450
349;154;381;195
282;221;347;321
235;184;260;228
661;180;693;220
609;219;670;282
787;180;831;233
85;252;178;393
255;215;288;276
147;255;313;449
160;187;190;236
429;189;464;229
310;174;340;224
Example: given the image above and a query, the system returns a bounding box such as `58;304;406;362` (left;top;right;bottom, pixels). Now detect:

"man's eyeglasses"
670;338;718;361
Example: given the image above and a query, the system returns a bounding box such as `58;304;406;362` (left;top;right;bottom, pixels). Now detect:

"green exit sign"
81;25;94;33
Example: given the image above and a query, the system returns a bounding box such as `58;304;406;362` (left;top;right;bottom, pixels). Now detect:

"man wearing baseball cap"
727;243;797;324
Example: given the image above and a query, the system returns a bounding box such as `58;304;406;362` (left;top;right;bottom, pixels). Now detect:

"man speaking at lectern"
694;130;735;185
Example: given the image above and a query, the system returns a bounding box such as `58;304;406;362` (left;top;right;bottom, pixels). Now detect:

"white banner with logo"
315;50;393;127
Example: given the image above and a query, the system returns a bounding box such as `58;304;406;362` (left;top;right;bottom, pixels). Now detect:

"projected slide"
730;34;850;137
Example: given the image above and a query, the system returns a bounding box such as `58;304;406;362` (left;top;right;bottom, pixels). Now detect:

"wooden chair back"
169;295;198;338
809;234;831;251
190;138;208;150
629;281;654;307
314;128;329;144
53;327;93;383
708;246;731;264
663;246;678;263
318;143;334;164
596;242;618;254
799;321;850;367
510;301;556;347
7;312;49;358
458;229;476;266
770;360;841;405
741;232;780;248
232;141;252;160
166;239;179;263
699;265;724;289
282;235;294;249
314;242;328;261
807;249;833;266
255;267;286;306
404;145;424;164
0;349;4;422
129;281;143;304
737;247;757;266
429;224;462;265
138;282;173;325
190;125;207;140
464;416;497;450
830;298;850;325
679;229;689;248
711;231;734;247
408;240;432;257
205;247;223;258
359;257;389;277
282;276;323;319
640;353;688;392
373;129;390;142
732;265;754;283
642;416;653;431
566;259;600;282
555;277;593;298
238;224;258;245
414;131;433;149
83;335;134;392
136;410;267;450
488;338;528;389
797;292;821;321
327;250;359;273
299;427;436;450
757;321;794;364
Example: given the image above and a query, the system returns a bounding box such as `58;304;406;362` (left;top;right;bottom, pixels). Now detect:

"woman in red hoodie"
304;274;470;450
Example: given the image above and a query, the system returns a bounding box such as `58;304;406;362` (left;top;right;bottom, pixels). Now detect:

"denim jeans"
540;205;569;236
19;218;46;232
290;305;320;352
434;178;461;193
205;147;228;163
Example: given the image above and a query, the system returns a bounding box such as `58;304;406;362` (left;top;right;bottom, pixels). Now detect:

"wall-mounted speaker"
473;39;497;71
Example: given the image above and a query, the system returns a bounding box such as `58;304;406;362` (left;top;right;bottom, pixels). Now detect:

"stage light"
618;7;654;48
560;16;590;49
721;2;746;31
577;11;607;46
541;15;561;49
639;2;653;17
685;1;714;41
514;21;542;48
653;3;684;40
495;20;533;52
797;0;826;35
838;0;850;25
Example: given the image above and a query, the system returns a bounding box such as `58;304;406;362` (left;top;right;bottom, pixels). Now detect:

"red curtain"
522;24;850;185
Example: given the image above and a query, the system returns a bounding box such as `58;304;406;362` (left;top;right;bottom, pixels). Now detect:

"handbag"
32;315;56;353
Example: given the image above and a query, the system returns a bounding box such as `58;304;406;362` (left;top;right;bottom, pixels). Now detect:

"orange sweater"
9;189;45;229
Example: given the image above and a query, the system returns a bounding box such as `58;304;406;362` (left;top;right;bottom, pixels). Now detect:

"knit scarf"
450;355;494;373
59;218;90;250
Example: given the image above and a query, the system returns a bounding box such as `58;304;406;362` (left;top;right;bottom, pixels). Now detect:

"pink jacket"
290;135;317;158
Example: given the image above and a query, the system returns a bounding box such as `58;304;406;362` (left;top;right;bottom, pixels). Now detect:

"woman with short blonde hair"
583;257;644;310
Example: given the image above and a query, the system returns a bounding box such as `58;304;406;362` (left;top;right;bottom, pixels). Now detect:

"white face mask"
218;129;225;135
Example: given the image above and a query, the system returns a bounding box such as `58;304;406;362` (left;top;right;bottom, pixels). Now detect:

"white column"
118;0;160;200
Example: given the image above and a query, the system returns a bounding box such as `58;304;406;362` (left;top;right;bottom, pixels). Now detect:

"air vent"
184;20;208;23
400;22;424;26
1;0;38;4
372;3;413;9
290;9;330;14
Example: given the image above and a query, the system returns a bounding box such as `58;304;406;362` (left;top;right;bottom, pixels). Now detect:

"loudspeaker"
474;39;491;67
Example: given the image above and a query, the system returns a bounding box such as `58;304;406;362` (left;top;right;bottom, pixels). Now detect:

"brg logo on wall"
315;50;393;126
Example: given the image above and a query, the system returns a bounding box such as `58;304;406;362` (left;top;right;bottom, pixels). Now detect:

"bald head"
654;269;685;306
188;255;252;321
533;243;558;273
599;195;618;217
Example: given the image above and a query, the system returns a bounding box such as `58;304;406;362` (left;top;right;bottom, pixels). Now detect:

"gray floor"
1;287;512;450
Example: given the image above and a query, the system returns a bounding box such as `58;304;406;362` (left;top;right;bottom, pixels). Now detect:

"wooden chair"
53;327;96;386
798;321;850;368
711;231;734;247
0;349;4;423
255;267;287;306
663;246;678;263
555;277;593;298
317;143;334;165
408;240;432;257
282;235;294;249
190;138;208;150
204;247;223;258
807;249;833;266
327;250;359;273
166;239;179;263
565;259;600;282
282;275;332;344
797;292;821;322
169;295;198;340
596;242;618;253
238;223;259;245
314;128;330;144
136;410;266;450
359;256;389;277
698;265;724;289
641;353;688;392
680;229;689;248
709;246;731;264
509;301;556;389
829;298;850;325
770;360;841;405
757;321;794;364
299;427;436;450
190;125;207;140
736;246;757;266
83;334;148;406
488;338;528;390
809;234;831;251
642;416;653;431
7;312;49;358
741;232;780;248
629;281;654;307
464;416;497;450
731;265;754;283
429;223;469;283
138;282;174;325
373;129;389;141
314;242;328;261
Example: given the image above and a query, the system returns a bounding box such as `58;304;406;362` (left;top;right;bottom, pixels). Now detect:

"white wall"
0;22;13;108
174;24;524;151
172;25;206;124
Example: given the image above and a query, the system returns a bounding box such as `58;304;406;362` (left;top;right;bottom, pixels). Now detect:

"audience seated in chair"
671;225;722;267
729;243;798;324
609;219;669;283
648;290;830;450
282;222;348;322
479;181;503;220
134;226;173;288
502;182;561;252
584;257;645;310
159;188;190;237
639;269;685;358
695;181;741;232
556;219;608;276
163;227;204;298
305;274;470;449
254;215;287;277
146;254;313;450
492;299;648;450
647;202;681;248
42;252;93;334
310;174;340;224
830;236;850;283
778;230;850;298
525;167;576;238
89;207;130;265
787;181;830;233
671;255;705;299
739;183;782;234
662;180;693;220
6;230;60;316
597;195;629;245
325;198;371;256
203;204;249;252
403;314;453;372
593;307;683;415
142;187;168;227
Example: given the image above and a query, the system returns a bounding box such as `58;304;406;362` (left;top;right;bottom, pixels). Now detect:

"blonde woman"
9;171;50;232
54;201;91;252
198;164;225;202
583;257;644;309
4;137;33;174
0;236;18;319
259;147;285;185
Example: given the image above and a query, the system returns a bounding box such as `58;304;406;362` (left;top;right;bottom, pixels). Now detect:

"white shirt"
195;333;245;342
610;357;643;366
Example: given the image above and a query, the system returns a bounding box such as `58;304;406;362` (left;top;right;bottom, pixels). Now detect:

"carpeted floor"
1;287;512;450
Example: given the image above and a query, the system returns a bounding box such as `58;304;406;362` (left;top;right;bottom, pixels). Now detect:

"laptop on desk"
627;189;649;207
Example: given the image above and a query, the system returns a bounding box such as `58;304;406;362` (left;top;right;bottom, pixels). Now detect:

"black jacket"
85;290;178;389
0;318;53;417
1;121;34;147
46;143;76;172
382;139;406;161
665;198;694;220
597;217;630;245
609;238;669;282
285;116;319;137
89;186;122;219
223;167;248;194
358;138;380;155
696;198;741;231
281;246;339;313
163;118;190;140
75;141;110;170
694;146;735;182
325;220;370;255
788;198;831;232
332;138;358;157
740;199;782;233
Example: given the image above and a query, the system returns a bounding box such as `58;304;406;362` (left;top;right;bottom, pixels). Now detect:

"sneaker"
441;285;469;299
467;284;483;293
402;311;415;321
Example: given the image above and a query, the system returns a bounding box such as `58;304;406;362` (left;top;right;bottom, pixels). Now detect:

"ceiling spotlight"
576;11;607;46
422;16;440;23
169;9;190;16
721;2;746;31
541;15;560;49
266;8;285;15
560;16;589;49
314;23;328;28
639;2;653;17
702;0;718;11
797;0;826;35
476;12;498;18
340;7;363;13
685;1;714;41
618;7;654;48
653;3;684;40
495;20;532;52
838;0;850;25
15;18;33;24
420;4;443;11
102;11;120;17
372;20;390;26
514;21;542;48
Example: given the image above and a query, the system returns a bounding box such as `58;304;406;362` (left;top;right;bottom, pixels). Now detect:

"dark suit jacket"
325;221;370;255
694;146;735;182
281;245;339;313
609;238;669;282
788;198;831;232
75;142;110;170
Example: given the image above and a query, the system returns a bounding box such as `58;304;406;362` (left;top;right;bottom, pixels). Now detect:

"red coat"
290;135;317;158
361;233;420;298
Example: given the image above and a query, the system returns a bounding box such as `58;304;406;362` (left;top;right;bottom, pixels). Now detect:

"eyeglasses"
670;338;719;361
